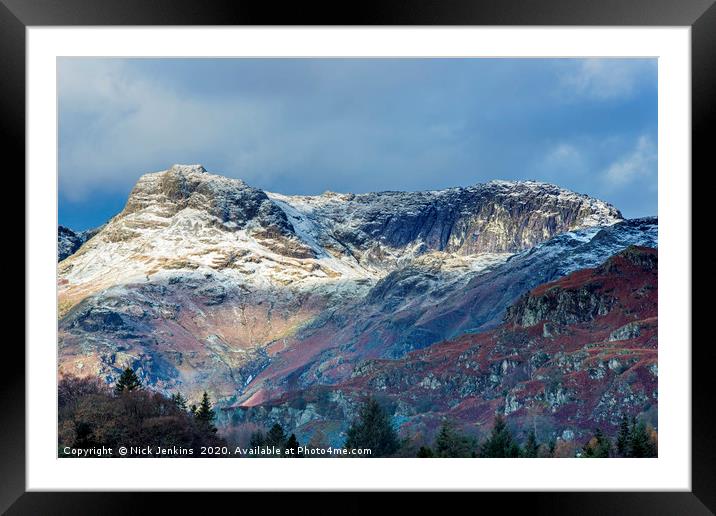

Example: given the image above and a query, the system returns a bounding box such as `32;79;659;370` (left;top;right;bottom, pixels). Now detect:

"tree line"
60;369;657;459
59;367;222;457
338;397;657;458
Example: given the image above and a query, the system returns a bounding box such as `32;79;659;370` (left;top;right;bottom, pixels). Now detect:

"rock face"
58;225;102;262
228;247;658;446
267;179;622;260
58;226;84;262
58;164;630;406
119;164;295;239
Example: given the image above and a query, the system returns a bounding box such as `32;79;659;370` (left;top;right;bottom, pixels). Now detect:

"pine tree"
582;439;596;458
594;428;612;457
171;392;188;412
194;391;217;434
266;422;287;451
345;397;399;457
629;419;655;457
285;433;302;457
417;446;434;458
249;430;266;448
114;367;142;395
548;438;556;457
72;421;96;449
434;422;473;457
617;415;631;457
523;429;539;458
480;414;520;458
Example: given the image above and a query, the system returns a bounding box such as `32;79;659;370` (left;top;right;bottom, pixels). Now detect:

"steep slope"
267;179;621;262
239;218;657;405
58;225;102;262
228;246;658;447
58;226;84;262
57;164;624;402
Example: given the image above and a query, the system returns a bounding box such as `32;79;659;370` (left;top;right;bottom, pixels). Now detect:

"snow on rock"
57;164;631;402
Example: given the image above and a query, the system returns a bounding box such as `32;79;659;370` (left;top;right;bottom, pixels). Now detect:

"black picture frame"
3;0;712;513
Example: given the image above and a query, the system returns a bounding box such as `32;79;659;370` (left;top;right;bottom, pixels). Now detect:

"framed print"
4;0;713;512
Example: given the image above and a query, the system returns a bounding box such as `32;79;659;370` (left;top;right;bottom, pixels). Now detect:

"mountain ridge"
57;164;643;411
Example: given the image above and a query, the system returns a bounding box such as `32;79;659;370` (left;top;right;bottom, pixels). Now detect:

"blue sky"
58;58;657;230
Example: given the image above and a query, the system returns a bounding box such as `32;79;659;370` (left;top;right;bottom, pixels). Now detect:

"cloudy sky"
58;58;657;230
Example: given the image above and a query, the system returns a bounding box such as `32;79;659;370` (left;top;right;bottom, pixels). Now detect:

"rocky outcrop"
506;246;657;328
58;225;102;262
58;226;84;262
119;164;294;237
506;284;614;327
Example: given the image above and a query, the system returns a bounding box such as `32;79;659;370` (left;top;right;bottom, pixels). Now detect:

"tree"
194;391;217;434
582;428;611;458
266;422;288;452
72;420;97;449
249;430;266;448
114;367;142;395
553;439;577;458
434;422;473;457
285;433;302;457
171;392;188;412
616;415;631;457
345;397;399;457
630;419;656;458
417;446;434;458
523;429;539;458
547;438;557;457
58;375;226;456
480;414;520;458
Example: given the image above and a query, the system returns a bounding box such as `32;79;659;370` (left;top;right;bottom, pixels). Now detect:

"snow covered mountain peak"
58;165;624;319
169;163;207;174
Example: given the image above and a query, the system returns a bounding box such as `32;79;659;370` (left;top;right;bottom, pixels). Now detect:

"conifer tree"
266;422;287;451
594;428;612;457
629;419;655;457
616;414;631;457
434;422;473;457
285;433;302;457
548;438;556;457
480;414;520;458
249;430;266;448
195;391;217;434
582;440;595;458
344;397;399;457
417;446;434;458
523;429;539;458
171;392;188;412
114;367;142;395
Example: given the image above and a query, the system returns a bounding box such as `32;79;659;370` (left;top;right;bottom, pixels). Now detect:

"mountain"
58;225;103;262
240;217;657;407
58;164;633;407
227;246;658;446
